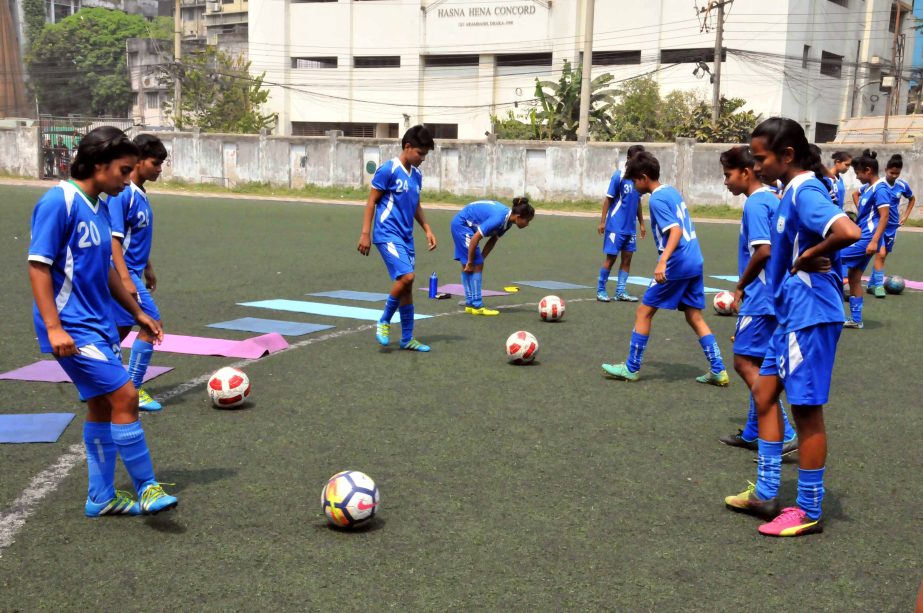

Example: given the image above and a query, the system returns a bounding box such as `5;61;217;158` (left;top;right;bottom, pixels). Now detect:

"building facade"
250;0;915;141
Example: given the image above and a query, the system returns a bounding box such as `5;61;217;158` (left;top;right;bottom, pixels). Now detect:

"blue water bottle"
429;271;438;299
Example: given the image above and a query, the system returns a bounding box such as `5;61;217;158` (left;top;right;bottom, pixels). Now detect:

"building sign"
423;0;550;46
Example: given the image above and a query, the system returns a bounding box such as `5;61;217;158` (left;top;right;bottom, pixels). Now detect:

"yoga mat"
0;361;172;384
122;331;289;359
208;317;333;336
862;275;923;290
608;276;727;293
0;413;75;443
239;299;432;321
513;280;592;290
308;290;390;302
710;275;740;283
419;283;509;297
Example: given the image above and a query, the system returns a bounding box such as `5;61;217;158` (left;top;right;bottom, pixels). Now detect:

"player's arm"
867;203;889;255
109;237;138;301
852;190;860;207
734;243;770;308
357;188;382;256
636;201;646;239
653;226;681;284
28;261;77;357
481;235;499;260
900;195;916;225
598;196;612;235
107;267;162;342
464;230;483;272
143;260;157;292
414;203;437;251
792;217;860;274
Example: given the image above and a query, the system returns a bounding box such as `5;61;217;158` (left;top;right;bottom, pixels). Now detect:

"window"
291;122;390;137
815;122;838;143
423;123;458;139
496;53;553;68
889;3;904;33
422;54;479;67
291;56;337;69
354;56;400;68
820;51;843;78
802;45;811;69
145;92;159;110
827;0;848;7
660;47;726;63
592;50;641;66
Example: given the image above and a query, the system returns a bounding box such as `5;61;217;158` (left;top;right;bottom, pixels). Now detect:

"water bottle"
429;271;438;299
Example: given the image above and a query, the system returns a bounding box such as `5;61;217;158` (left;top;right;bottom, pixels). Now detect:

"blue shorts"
56;341;130;401
759;323;842;405
840;239;878;271
603;231;637;255
642;274;705;311
451;221;483;266
375;240;415;280
111;270;161;327
733;314;777;358
882;233;896;254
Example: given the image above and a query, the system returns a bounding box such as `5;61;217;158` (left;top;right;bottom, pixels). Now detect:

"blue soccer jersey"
737;187;776;316
820;175;837;207
604;168;641;235
834;175;847;210
767;172;848;334
854;178;891;245
886;178;913;237
107;182;153;272
455;200;512;238
648;185;703;280
28;181;118;352
371;158;423;245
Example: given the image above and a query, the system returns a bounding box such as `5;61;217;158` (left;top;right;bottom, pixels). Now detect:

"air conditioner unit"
207;2;221;12
870;55;882;66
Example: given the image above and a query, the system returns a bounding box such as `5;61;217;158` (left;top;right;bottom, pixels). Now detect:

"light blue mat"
308;290;390;302
513;280;592;290
208;317;334;336
710;275;740;283
0;413;75;443
239;299;432;321
609;276;727;293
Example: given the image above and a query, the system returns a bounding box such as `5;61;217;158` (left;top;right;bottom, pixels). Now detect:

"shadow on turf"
143;514;186;534
640;361;705;381
159;467;238;494
315;516;386;534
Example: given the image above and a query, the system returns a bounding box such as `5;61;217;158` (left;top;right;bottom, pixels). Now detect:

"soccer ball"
207;366;251;408
538;295;565;321
505;330;539;364
713;291;735;315
884;275;905;294
321;470;380;528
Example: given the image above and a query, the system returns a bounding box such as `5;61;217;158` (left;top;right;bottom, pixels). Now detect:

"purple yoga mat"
0;361;173;384
862;276;923;291
419;283;509;297
122;331;289;359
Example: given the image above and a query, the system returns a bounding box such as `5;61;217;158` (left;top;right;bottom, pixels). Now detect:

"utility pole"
174;0;182;129
699;1;732;123
577;0;595;142
883;4;903;143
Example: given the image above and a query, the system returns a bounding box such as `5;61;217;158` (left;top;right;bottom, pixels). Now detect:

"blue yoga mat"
308;290;390;302
609;276;727;293
239;299;433;321
514;280;592;290
207;317;334;336
710;275;740;283
0;413;76;443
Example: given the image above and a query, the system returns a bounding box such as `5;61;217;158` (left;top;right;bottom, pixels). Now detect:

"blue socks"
742;395;759;441
127;338;154;389
626;331;649;373
461;272;473;305
616;270;629;296
849;296;863;324
870;269;884;288
110;421;156;496
471;272;483;308
755;438;783;500
84;422;116;504
698;334;725;373
797;467;825;520
381;296;399;324
597;267;610;294
398;304;414;343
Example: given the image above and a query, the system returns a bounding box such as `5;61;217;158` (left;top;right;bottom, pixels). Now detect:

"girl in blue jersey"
28;127;177;517
717;146;797;455
601;152;728;386
596;144;646;302
724;117;860;537
109;134;168;411
831;151;853;211
809;145;839;205
357;125;437;352
451;197;534;316
867;153;916;297
839;150;891;328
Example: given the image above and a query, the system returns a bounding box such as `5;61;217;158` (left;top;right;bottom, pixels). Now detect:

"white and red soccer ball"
321;470;380;528
538;295;565;322
207;366;251;408
713;291;735;315
505;330;539;364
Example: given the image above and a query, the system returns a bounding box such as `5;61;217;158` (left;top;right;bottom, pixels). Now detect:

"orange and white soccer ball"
506;330;539;364
538;295;565;322
713;291;735;315
207;366;251;408
321;470;380;528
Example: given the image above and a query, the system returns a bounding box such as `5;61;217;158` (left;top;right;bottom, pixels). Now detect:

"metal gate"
39;115;134;179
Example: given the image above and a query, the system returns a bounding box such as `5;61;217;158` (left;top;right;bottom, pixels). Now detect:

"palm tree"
530;60;618;141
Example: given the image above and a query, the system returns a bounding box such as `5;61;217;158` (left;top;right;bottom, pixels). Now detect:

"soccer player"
831;151;853;211
809;145;838;205
867;154;915;297
108;134;168;411
724;117;859;537
839;150;890;328
28;126;177;517
357;125;437;352
717;146;797;455
601;151;728;386
451;197;534;316
596;145;646;302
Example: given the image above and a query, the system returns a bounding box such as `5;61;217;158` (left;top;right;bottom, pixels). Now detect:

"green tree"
658;90;699;141
158;47;277;133
531;60;618;141
610;76;664;142
27;8;171;116
490;110;535;140
21;0;46;44
674;96;762;143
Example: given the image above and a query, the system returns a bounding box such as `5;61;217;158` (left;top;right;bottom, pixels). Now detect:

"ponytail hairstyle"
808;144;834;182
719;145;755;171
832;151;853;164
70;126;139;180
511;196;535;220
886;153;903;171
750;117;819;170
853;148;879;175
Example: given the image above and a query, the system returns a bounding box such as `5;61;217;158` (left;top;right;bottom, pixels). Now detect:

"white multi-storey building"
250;0;914;141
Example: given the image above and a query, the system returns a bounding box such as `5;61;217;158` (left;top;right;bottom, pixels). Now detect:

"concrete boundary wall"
0;127;40;178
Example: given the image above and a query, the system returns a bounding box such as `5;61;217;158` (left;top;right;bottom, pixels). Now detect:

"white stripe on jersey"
55;246;74;312
787;332;804;375
78;344;108;361
379;193;395;224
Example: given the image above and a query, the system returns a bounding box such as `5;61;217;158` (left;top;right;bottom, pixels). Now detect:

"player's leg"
870;243;888;298
613;235;639;302
685;308;728;385
845;265;865;328
468;263;497;316
602;302;657;380
453;223;477;310
393;247;429;351
375;242;412;346
597;252;617;302
122;273;163;411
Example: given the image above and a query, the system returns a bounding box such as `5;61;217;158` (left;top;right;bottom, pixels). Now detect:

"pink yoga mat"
862;276;923;291
419;283;509;297
0;361;173;384
122;331;289;358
